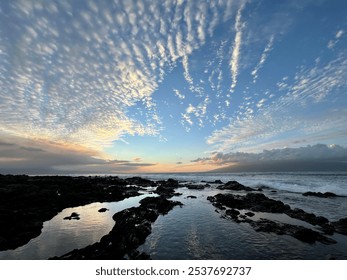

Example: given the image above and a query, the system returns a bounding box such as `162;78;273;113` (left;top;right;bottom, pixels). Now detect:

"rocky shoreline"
0;174;142;251
208;181;347;243
1;174;347;259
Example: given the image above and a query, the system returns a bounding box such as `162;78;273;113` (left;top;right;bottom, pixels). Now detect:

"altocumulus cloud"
0;0;243;150
207;53;347;153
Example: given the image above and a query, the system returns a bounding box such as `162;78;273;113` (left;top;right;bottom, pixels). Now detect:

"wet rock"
155;179;181;197
140;196;183;215
126;177;154;187
226;209;240;218
202;180;223;184
64;212;80;220
245;212;255;217
98;208;109;213
186;184;208;190
249;219;336;245
217;181;254;191
210;193;290;213
186;195;197;199
302;191;339;198
332;218;347;235
285;208;329;227
207;192;338;242
158;178;180;187
52;196;182;259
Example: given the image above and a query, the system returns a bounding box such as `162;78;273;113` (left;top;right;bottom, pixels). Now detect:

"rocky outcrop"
202;180;224;184
63;212;80;220
302;191;339;198
207;189;346;245
155;179;182;197
333;218;347;235
185;184;209;190
52;196;183;259
249;219;336;245
217;181;254;191
208;193;290;213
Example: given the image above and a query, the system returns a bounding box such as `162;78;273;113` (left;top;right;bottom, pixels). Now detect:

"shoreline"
1;174;347;259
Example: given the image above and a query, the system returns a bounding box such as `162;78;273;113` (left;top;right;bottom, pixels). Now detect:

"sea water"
1;172;347;259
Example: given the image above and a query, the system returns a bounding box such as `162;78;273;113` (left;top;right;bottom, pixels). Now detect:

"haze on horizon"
1;0;347;175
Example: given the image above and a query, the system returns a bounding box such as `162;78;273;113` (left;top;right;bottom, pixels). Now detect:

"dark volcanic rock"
245;212;255;217
64;212;80;220
98;208;109;213
185;184;208;190
249;219;336;245
225;209;240;218
302;191;339;198
209;193;290;213
140;196;183;215
207;192;339;243
52;196;182;259
155;178;182;197
187;195;197;199
285;208;329;227
202;180;223;184
333;218;347;235
126;177;155;187
217;181;254;191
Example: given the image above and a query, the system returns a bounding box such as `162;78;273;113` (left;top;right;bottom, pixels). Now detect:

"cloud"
229;2;246;92
192;144;347;171
328;29;344;49
0;134;156;174
251;35;275;83
208;51;347;153
0;0;240;151
173;89;185;100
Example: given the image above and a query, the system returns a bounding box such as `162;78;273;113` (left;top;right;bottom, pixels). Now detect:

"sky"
0;0;347;174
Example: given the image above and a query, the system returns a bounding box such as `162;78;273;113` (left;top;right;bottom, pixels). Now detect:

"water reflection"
0;193;155;259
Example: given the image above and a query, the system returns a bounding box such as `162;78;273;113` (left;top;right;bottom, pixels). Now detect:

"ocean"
1;172;347;259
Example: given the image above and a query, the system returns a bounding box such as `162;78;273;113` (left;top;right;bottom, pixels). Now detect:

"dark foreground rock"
51;196;183;259
0;175;146;251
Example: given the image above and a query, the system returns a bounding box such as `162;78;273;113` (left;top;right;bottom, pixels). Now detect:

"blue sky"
0;0;346;173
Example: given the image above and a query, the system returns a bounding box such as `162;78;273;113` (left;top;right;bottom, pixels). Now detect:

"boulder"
64;212;80;220
302;192;339;198
217;181;254;191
